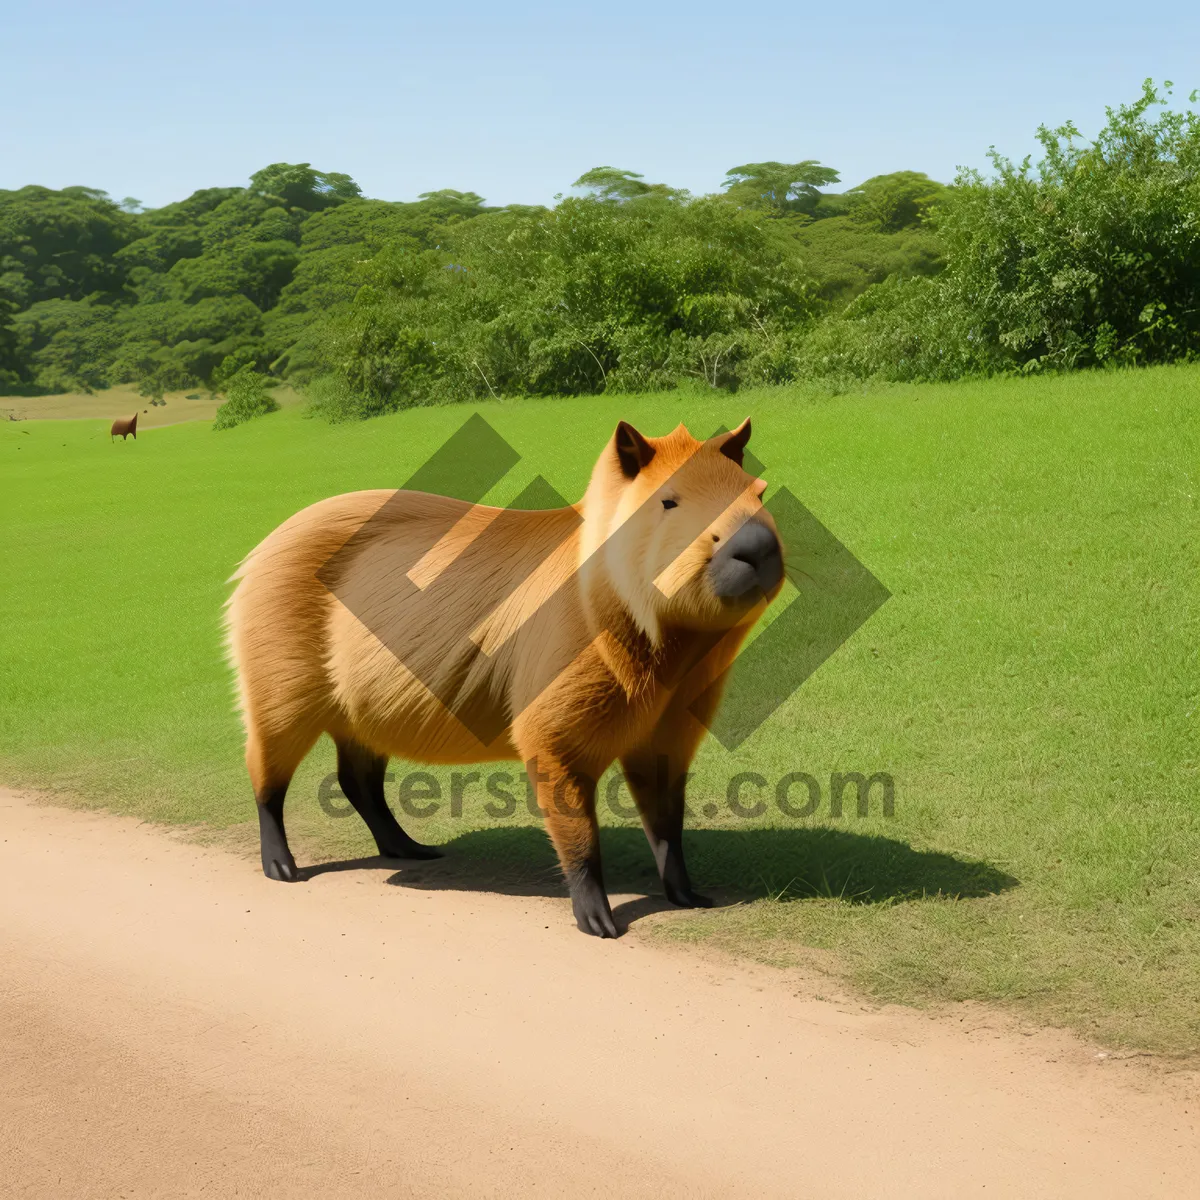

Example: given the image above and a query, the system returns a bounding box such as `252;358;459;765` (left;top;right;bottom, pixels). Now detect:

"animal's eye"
661;498;678;510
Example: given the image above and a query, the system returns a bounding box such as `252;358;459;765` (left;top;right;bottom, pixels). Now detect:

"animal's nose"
709;519;783;601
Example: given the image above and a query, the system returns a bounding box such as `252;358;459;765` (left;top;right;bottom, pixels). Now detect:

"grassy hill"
2;365;1196;1052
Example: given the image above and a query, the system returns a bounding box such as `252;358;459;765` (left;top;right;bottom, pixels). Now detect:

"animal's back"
227;488;584;772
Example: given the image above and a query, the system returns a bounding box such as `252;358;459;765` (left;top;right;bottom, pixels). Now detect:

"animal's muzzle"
708;519;783;601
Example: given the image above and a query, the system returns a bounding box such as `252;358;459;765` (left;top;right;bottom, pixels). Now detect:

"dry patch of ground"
1;383;301;427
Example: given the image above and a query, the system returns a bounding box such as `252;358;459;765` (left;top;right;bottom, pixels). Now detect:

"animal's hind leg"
335;739;442;860
247;724;317;882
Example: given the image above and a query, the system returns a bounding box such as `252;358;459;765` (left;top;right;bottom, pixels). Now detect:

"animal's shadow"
302;826;1018;932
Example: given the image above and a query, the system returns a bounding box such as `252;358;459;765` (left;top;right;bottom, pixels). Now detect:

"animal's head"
580;419;784;642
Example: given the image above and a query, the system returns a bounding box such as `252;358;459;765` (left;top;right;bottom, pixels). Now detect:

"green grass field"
2;367;1197;1052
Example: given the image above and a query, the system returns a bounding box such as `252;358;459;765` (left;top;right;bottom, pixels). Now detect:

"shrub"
212;366;279;429
302;373;394;423
781;216;944;306
796;81;1200;385
793;275;1004;384
935;80;1200;373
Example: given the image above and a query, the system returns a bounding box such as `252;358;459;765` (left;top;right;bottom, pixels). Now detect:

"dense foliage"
0;154;939;404
320;195;824;412
1;83;1193;411
0;169;491;397
806;82;1200;382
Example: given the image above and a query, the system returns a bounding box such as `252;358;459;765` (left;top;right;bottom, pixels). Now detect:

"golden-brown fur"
226;419;782;935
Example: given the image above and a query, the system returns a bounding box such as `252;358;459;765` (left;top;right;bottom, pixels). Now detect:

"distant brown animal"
225;419;784;936
111;413;138;441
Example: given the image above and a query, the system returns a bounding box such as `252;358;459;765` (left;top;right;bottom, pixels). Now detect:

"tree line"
0;159;944;405
1;81;1196;420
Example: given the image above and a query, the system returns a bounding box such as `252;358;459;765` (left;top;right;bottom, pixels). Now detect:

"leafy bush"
798;81;1200;384
781;216;944;306
935;80;1200;373
212;366;279;430
794;275;1003;384
302;372;392;422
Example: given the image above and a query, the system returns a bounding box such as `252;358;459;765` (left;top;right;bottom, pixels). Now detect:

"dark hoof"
379;840;443;861
263;857;300;882
666;885;713;909
572;888;619;938
575;908;620;938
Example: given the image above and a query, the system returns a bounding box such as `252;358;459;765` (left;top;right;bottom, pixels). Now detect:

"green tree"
0;294;23;388
264;198;446;379
249;163;362;212
847;171;947;232
570;167;688;205
0;185;137;305
781;216;944;305
722;160;841;216
0;165;505;397
573;166;652;201
110;292;264;397
11;298;122;392
416;189;487;211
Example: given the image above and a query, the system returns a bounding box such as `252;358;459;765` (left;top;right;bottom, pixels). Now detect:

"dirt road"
2;789;1196;1198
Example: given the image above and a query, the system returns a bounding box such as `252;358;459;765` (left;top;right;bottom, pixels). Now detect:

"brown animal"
225;419;784;936
110;413;138;441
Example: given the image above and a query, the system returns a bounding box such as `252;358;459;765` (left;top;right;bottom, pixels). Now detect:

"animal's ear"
718;417;752;467
614;421;656;479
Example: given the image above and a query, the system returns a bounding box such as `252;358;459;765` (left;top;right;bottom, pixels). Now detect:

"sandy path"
1;789;1196;1198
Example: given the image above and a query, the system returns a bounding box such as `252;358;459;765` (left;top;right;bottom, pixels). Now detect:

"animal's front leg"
621;749;713;909
530;757;618;938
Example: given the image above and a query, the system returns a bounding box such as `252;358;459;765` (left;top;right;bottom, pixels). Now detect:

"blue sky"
5;1;1198;208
